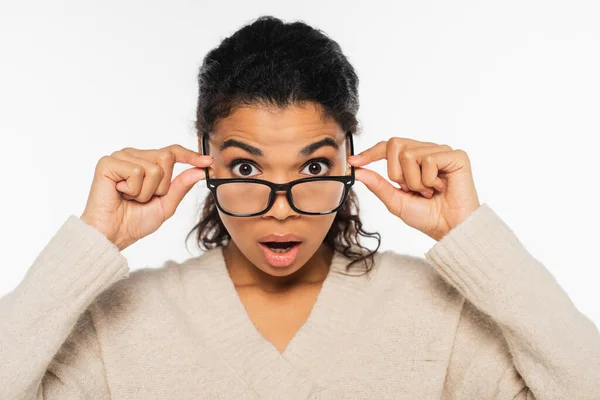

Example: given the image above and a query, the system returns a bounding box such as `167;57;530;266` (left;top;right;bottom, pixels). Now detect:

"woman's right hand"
80;145;213;251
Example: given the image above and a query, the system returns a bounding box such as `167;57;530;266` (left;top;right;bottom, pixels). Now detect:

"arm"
0;216;130;399
441;297;535;399
424;204;600;399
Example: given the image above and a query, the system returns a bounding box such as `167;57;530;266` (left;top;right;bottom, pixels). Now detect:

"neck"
222;241;333;293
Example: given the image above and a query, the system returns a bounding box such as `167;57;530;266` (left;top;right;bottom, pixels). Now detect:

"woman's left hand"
347;138;481;241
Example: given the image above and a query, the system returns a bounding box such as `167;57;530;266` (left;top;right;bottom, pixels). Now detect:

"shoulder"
356;249;467;333
89;260;180;316
88;249;220;321
373;249;462;302
374;249;514;366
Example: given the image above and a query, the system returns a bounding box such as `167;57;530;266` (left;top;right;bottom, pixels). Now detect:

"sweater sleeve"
0;216;130;399
424;203;600;400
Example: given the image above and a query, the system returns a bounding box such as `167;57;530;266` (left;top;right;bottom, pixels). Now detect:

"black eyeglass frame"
201;132;356;217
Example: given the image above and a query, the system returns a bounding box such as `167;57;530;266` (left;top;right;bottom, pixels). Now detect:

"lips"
258;233;303;267
258;233;303;244
258;242;302;267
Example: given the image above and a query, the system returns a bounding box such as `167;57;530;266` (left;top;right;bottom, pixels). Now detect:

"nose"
262;190;299;220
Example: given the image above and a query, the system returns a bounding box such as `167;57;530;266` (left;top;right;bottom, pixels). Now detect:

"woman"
1;15;599;399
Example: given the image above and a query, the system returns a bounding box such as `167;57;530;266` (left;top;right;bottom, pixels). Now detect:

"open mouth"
258;234;304;267
260;241;301;253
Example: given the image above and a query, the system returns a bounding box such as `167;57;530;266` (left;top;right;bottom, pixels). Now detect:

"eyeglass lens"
215;180;345;214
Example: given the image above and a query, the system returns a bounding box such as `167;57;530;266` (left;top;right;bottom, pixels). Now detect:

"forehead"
211;103;345;148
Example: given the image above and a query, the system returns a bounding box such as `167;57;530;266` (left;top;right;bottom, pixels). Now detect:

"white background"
1;1;598;327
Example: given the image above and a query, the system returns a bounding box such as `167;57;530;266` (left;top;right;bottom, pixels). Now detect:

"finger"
348;138;436;167
164;144;214;168
112;153;164;203
354;167;406;215
154;151;176;195
421;154;445;192
96;156;145;197
123;144;212;169
399;144;453;196
160;167;207;219
403;145;450;194
347;140;388;167
386;139;405;185
119;148;175;196
385;141;441;186
422;150;463;190
122;146;213;195
399;151;429;195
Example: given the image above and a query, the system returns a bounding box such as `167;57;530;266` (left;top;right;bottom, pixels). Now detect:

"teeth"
269;246;293;253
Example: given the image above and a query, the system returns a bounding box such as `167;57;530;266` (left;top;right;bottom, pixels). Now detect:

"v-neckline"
190;247;374;399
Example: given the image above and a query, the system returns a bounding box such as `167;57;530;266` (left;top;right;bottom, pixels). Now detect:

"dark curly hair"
186;15;380;275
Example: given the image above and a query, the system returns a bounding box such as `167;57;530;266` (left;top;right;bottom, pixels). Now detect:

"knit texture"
1;203;599;399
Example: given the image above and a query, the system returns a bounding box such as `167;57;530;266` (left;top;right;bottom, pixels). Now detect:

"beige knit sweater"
1;203;599;399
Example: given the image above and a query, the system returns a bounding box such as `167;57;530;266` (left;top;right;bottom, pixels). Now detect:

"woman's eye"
301;161;330;176
231;162;260;177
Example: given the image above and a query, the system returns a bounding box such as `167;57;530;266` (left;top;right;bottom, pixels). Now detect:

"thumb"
160;167;206;219
355;167;407;216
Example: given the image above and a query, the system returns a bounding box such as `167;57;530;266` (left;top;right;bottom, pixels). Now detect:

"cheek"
303;214;337;245
219;213;249;240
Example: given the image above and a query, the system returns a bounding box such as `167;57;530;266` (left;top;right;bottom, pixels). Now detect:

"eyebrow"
219;137;339;157
299;137;339;156
219;139;263;156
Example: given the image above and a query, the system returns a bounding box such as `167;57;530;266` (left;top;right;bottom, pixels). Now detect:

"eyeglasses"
201;132;355;217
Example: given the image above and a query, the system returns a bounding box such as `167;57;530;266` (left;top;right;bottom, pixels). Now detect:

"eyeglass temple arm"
201;134;212;180
347;131;356;178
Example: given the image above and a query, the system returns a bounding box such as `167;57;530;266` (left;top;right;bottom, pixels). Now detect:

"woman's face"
201;102;351;278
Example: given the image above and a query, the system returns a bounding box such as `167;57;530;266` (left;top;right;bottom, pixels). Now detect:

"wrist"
79;213;128;252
